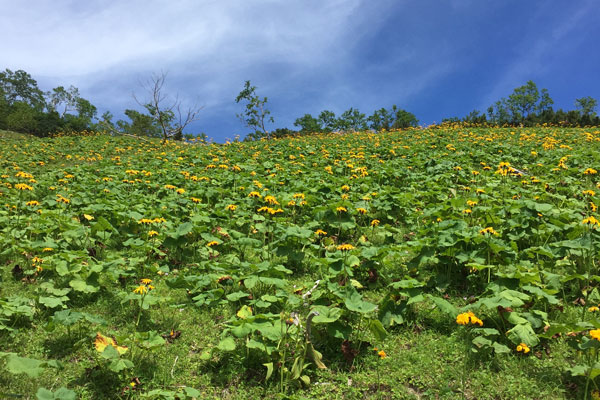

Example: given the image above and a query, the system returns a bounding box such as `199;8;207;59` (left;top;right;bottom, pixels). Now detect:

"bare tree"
134;72;202;143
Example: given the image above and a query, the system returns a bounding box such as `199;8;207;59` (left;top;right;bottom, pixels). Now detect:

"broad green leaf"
217;337;236;351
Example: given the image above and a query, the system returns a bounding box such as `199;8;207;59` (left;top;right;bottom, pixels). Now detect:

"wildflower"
516;343;530;354
264;195;279;205
340;193;349;200
141;278;153;285
583;216;600;226
584;168;598;175
207;241;219;247
476;188;485;194
462;209;472;214
148;230;158;237
336;206;347;213
591;329;600;341
83;214;94;221
589;306;599;312
467;200;477;207
15;183;33;191
226;204;237;211
337;244;355;251
479;227;499;235
583;190;596;196
371;219;380;226
42;247;53;252
191;197;201;203
356;207;367;215
456;311;483;326
176;188;185;194
133;285;148;295
341;185;350;191
26;200;39;206
315;229;327;236
293;193;305;199
164;184;177;190
248;191;262;198
377;350;387;359
591;202;598;212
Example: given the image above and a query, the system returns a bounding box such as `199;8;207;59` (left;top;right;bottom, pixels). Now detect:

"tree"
0;69;45;109
336;108;368;132
117;109;162;138
391;106;419;129
507;80;540;122
294;113;321;134
47;85;80;117
575;97;598;117
368;107;394;131
135;72;202;143
235;80;273;140
317;110;337;133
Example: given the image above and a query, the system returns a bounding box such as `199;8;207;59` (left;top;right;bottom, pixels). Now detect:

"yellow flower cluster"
456;311;483;326
257;206;283;215
590;329;600;341
516;343;530;354
133;278;154;294
15;183;33;191
583;216;600;226
479;227;498;236
337;244;355;251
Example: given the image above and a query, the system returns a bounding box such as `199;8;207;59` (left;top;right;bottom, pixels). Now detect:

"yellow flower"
341;185;350;191
164;184;177;190
315;229;327;236
583;190;596;196
466;200;478;207
516;343;530;354
148;230;158;237
42;247;53;252
377;350;387;359
15;183;33;191
336;206;347;213
371;219;380;226
337;244;355;251
583;216;600;226
226;204;237;211
141;278;153;285
83;214;94;221
479;227;498;236
248;191;262;198
207;241;219;247
584;168;597;175
356;207;367;215
590;329;600;341
462;209;472;214
176;188;185;194
133;285;148;295
264;195;279;205
191;197;201;203
588;306;599;312
456;311;483;326
591;202;598;212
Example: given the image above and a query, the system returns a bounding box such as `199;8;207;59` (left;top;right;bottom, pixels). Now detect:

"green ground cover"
1;126;600;399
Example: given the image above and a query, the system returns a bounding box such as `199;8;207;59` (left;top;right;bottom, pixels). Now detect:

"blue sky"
2;0;599;142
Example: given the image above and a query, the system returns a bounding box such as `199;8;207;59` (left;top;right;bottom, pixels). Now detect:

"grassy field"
1;126;600;399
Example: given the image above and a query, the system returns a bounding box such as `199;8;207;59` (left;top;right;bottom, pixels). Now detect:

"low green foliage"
1;125;600;398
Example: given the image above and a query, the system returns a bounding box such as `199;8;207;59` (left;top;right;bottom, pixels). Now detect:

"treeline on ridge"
0;68;598;141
